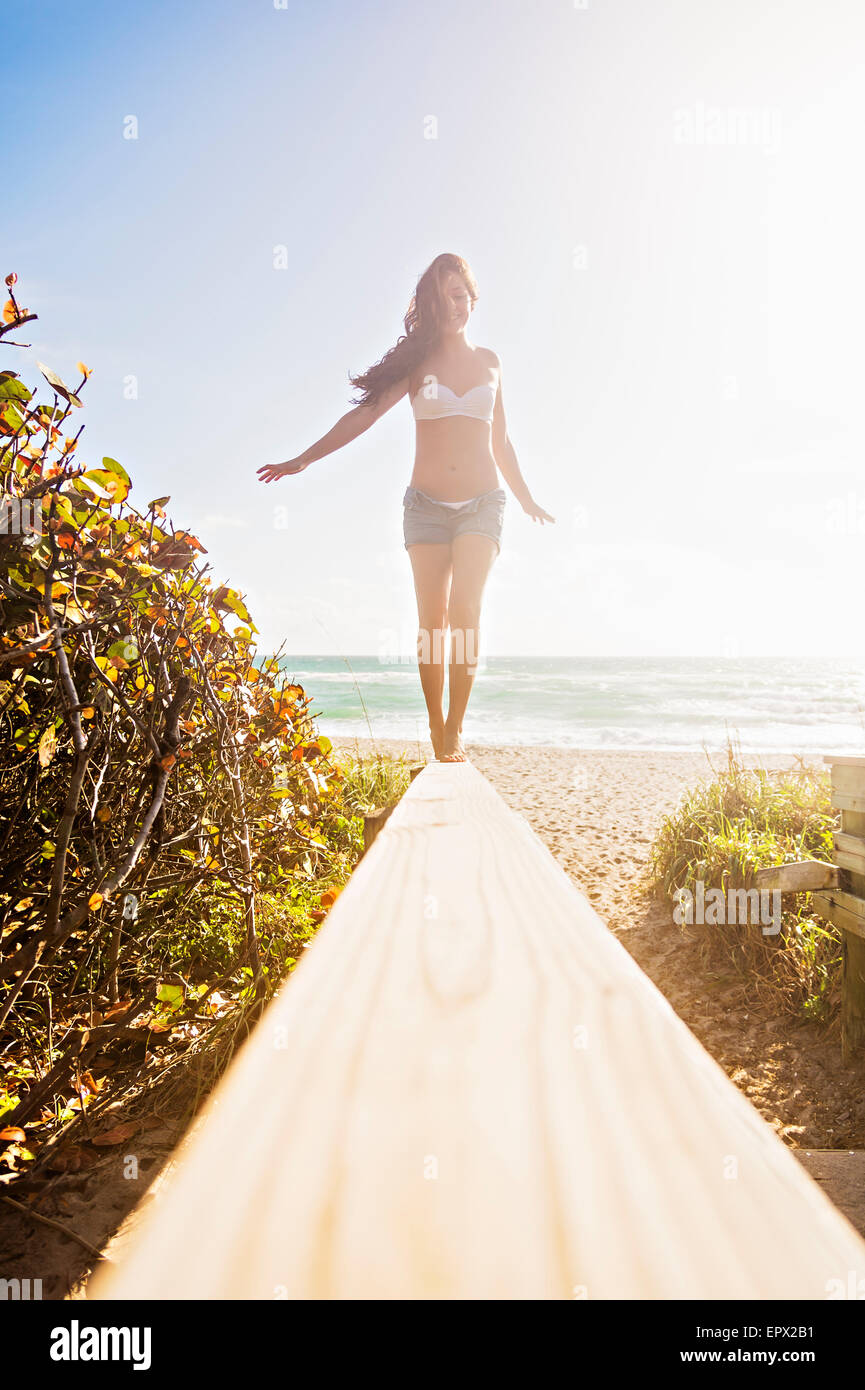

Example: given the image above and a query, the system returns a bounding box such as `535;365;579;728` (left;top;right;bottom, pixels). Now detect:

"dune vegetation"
648;742;841;1022
0;276;409;1172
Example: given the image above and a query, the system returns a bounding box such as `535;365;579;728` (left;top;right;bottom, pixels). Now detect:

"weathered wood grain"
754;861;839;892
838;805;865;1059
812;890;865;944
833;831;865;878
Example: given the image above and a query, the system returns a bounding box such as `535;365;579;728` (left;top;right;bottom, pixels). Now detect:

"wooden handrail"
755;861;839;892
92;761;865;1299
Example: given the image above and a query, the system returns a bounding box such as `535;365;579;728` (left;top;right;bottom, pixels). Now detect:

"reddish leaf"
91;1121;140;1148
47;1146;99;1173
102;999;133;1021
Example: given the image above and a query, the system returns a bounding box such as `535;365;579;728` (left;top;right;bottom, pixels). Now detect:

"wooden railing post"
812;757;865;1063
837;796;865;1062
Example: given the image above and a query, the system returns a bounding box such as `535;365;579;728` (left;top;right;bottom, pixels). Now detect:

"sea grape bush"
0;276;355;1062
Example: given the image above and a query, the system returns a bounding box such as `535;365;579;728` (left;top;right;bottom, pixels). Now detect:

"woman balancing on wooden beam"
257;253;554;763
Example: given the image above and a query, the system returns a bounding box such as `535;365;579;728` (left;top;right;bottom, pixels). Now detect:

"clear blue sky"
6;0;865;659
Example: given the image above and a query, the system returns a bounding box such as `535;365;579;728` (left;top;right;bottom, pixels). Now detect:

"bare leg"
407;543;452;758
442;533;498;761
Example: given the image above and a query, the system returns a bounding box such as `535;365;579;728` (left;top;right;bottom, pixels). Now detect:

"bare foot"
439;725;468;762
429;719;445;760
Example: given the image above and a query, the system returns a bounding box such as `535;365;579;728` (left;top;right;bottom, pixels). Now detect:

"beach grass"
334;748;415;815
647;742;842;1022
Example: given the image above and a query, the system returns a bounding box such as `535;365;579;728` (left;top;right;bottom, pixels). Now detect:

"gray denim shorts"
403;485;506;554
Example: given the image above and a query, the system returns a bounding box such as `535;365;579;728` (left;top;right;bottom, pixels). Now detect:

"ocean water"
276;655;865;755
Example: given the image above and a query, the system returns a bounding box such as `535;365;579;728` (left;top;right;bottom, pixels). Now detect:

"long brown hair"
348;252;479;408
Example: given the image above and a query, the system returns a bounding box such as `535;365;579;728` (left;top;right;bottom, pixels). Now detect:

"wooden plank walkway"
93;761;865;1299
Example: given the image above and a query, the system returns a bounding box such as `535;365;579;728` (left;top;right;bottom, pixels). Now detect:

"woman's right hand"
257;457;310;484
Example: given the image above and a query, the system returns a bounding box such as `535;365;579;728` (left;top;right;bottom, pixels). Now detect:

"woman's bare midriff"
409;417;500;502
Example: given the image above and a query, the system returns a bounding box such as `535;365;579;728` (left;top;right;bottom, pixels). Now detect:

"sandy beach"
332;738;865;1156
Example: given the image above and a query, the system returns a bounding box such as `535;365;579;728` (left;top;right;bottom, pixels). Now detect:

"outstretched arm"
257;376;409;483
491;367;555;525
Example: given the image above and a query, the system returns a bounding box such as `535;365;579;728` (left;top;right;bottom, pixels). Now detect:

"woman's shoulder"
474;345;501;367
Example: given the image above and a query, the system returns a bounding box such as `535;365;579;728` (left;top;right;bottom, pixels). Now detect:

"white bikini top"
411;379;496;423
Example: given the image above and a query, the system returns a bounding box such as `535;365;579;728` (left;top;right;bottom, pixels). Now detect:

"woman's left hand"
523;499;555;525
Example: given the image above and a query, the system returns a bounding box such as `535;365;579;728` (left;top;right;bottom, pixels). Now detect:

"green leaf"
0;372;31;403
108;639;139;663
102;456;131;485
156;983;184;1012
85;468;130;502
